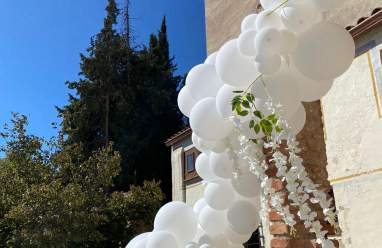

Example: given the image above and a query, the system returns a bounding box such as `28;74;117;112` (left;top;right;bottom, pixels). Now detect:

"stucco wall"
171;147;184;202
185;182;204;207
321;27;382;247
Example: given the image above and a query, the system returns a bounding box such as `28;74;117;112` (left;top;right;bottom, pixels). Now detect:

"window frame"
183;147;200;181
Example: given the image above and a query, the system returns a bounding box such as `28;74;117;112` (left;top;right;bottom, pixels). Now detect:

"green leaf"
254;111;263;119
275;126;283;133
242;100;250;108
267;114;278;124
260;119;273;134
238;110;249;116
249;120;255;128
254;124;260;134
233;90;244;93
246;93;255;102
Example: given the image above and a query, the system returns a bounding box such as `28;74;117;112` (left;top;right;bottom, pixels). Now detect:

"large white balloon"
126;232;150;248
190;97;233;141
256;10;283;30
186;64;223;101
293;22;355;81
216;84;243;120
252;72;302;118
238;30;257;56
192;133;207;154
199;206;227;236
215;39;259;88
204;180;236;210
255;28;282;54
133;238;148;248
195;153;216;181
193;198;208;217
278;29;297;55
280;2;319;33
146;231;179;248
241;14;258;32
285;103;306;135
209;152;234;179
178;86;197;117
231;168;261;198
224;226;252;244
205;52;218;65
254;53;282;75
154;202;198;245
227;201;261;235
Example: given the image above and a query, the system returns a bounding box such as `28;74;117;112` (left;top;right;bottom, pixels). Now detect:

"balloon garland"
126;0;354;247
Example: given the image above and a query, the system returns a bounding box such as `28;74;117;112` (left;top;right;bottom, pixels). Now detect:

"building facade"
167;1;382;247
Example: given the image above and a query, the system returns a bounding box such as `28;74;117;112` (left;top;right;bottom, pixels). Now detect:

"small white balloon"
238;30;257;56
126;232;150;248
280;2;319;33
209;151;234;179
224;226;252;244
216;84;244;120
215;39;259;88
146;231;179;248
193;198;207;217
255;28;282;54
205;52;218;65
293;22;355;81
231;168;261;198
285;103;306;135
196;153;216;181
178;86;197;117
256;10;283;30
241;14;258;32
186;64;223;101
154;202;198;245
227;200;261;235
254;53;282;75
199;206;227;236
190;98;233;141
192;133;208;154
204;180;236;210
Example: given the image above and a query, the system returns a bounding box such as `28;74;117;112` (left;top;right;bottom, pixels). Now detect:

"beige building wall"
321;26;382;248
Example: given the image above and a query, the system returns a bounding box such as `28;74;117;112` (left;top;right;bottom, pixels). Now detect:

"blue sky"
0;0;206;140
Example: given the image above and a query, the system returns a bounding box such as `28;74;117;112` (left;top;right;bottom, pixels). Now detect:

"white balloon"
224;226;252;244
192;133;207;154
185;242;199;248
252;72;302;118
216;84;243;120
280;2;319;33
205;52;218;65
260;0;285;9
209;152;234;179
256;10;283;30
278;30;297;55
229;243;245;248
186;64;223;101
238;30;257;56
196;153;216;181
204;180;236;210
200;244;213;248
241;14;258;32
286;65;333;102
312;0;344;10
190;97;233;141
154;202;198;245
227;201;261;234
231;168;261;198
293;22;355;81
199;206;227;236
254;53;282;75
126;232;150;248
215;39;259;88
146;231;179;248
193;198;207;217
285;103;306;135
178;86;197;117
255;28;282;54
133;238;148;248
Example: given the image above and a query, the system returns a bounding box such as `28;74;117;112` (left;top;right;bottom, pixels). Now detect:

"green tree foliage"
0;114;164;247
58;0;183;197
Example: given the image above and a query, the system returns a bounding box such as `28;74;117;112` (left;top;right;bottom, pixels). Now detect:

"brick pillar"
266;102;338;248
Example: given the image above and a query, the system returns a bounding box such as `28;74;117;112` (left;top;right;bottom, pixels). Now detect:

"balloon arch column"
127;0;354;248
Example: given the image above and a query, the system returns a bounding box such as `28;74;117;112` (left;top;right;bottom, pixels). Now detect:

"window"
183;148;200;181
